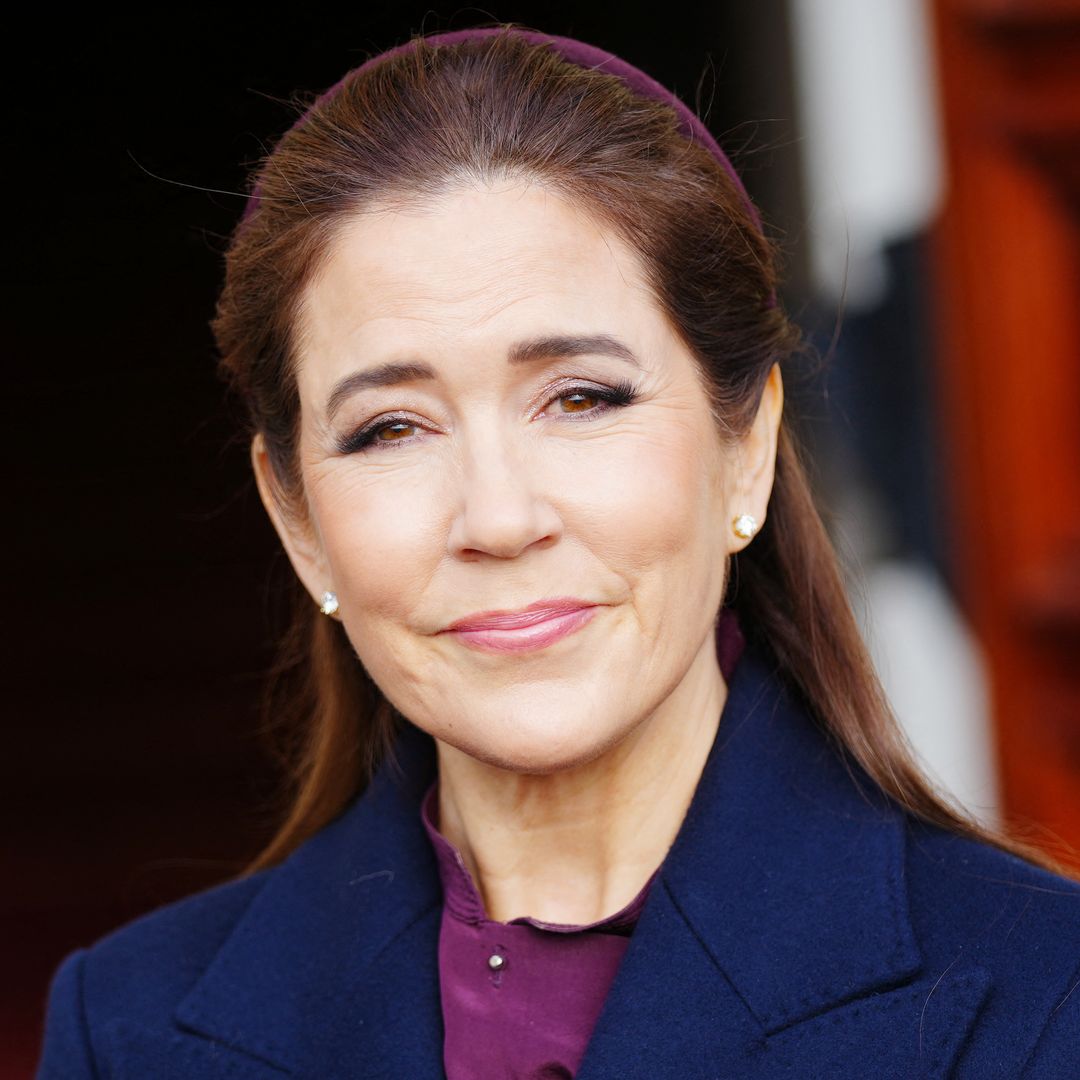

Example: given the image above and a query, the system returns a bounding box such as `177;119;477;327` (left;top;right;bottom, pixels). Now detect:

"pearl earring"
732;514;758;540
319;590;341;618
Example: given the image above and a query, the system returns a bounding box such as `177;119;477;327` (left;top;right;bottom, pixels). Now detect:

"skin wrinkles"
252;178;784;924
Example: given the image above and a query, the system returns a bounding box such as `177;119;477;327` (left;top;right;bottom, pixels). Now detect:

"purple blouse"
420;609;746;1079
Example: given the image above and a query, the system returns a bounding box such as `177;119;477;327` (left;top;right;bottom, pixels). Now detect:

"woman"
37;24;1078;1080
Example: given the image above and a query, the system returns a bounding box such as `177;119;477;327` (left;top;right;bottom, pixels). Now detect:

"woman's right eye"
338;417;421;454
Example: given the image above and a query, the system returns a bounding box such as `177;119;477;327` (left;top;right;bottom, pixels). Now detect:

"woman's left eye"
337;378;640;455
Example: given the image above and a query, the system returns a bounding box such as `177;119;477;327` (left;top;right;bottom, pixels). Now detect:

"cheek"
586;420;725;584
309;468;443;626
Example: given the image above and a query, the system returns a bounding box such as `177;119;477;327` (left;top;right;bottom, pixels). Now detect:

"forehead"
296;180;666;377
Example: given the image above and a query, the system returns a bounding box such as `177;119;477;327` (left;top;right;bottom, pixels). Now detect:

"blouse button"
487;953;506;970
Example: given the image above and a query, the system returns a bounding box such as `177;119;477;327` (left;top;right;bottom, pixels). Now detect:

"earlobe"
249;433;331;604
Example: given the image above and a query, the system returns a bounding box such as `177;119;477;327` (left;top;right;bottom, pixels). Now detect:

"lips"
443;596;596;633
439;596;603;655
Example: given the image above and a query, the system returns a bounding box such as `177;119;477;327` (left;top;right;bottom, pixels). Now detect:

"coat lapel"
174;640;992;1079
174;719;447;1079
577;644;991;1079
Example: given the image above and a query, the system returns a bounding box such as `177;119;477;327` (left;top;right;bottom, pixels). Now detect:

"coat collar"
174;640;960;1077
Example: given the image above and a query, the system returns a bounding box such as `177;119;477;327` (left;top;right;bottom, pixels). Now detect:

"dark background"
8;4;930;1075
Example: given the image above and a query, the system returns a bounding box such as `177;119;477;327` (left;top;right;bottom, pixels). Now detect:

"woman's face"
255;178;781;774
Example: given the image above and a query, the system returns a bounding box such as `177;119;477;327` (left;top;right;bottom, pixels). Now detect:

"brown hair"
211;25;1073;878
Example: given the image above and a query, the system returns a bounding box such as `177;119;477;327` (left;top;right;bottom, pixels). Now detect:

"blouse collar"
419;778;658;934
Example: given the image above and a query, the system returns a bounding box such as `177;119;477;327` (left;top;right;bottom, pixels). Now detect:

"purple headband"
241;26;763;233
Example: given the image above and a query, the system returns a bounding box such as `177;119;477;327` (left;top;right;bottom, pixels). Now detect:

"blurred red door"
929;0;1080;870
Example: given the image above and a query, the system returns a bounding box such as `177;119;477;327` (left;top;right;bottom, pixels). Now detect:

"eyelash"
337;379;640;455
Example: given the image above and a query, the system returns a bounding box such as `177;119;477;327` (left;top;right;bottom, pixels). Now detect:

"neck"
433;635;727;924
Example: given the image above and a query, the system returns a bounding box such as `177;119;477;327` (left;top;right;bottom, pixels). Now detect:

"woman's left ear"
728;362;784;550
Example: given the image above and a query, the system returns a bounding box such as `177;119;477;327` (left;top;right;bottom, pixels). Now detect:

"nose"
446;421;562;560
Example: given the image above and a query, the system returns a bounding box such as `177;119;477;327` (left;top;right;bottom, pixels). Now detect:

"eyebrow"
323;334;642;422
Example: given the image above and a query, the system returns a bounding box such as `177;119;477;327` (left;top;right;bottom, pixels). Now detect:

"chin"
442;717;627;777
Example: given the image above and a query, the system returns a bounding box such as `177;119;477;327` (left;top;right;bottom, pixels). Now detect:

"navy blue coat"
37;642;1080;1078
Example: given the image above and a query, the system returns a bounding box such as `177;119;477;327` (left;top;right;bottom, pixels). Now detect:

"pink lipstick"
442;598;600;654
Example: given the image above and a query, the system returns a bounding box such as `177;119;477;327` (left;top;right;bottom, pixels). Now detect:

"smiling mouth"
444;605;599;654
